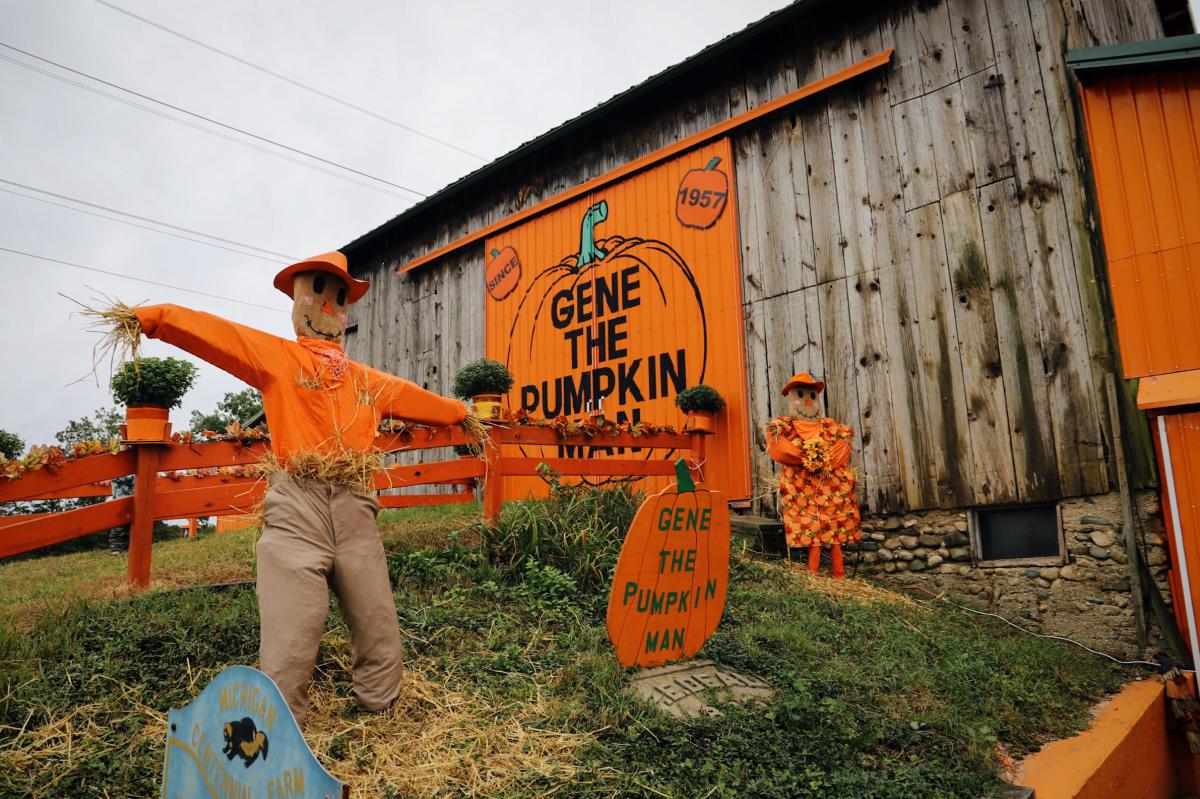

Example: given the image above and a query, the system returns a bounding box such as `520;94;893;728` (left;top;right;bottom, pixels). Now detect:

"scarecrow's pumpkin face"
787;387;823;420
291;270;349;342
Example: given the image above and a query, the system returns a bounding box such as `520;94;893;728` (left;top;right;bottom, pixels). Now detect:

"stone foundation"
843;489;1172;660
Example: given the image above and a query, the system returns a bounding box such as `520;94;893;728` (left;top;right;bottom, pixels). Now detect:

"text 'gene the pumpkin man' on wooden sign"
606;459;731;668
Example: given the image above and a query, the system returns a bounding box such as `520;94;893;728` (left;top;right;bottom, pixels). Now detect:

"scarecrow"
106;251;468;727
765;372;861;578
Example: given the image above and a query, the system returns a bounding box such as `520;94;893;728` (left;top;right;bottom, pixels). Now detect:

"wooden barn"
342;0;1191;654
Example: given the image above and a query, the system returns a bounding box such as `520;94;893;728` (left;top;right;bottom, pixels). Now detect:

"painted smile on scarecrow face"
291;271;349;342
787;387;822;420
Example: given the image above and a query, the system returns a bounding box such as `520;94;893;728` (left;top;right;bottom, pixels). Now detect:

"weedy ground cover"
0;491;1128;798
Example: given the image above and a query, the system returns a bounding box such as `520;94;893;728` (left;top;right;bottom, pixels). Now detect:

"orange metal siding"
1157;412;1200;666
1080;69;1200;377
484;139;750;500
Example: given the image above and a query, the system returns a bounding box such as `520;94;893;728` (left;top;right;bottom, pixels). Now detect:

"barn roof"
342;0;828;262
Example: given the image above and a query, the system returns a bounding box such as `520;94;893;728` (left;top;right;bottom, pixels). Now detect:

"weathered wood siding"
345;0;1161;509
345;246;484;492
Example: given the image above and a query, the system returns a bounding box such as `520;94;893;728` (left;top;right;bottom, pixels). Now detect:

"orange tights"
805;542;844;579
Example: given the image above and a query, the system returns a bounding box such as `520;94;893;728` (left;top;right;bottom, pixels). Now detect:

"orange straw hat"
273;251;370;303
781;372;825;396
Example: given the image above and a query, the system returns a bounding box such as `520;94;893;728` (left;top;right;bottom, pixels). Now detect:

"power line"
94;0;487;162
0;179;294;264
0;246;289;313
0;42;429;200
0;50;412;202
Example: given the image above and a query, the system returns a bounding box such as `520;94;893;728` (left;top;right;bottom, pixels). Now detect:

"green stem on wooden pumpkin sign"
704;156;722;170
490;248;501;258
674;458;695;492
577;200;609;268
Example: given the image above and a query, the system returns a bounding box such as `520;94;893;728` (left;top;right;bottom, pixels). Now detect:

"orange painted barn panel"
484;139;750;500
1157;412;1200;667
1081;68;1200;378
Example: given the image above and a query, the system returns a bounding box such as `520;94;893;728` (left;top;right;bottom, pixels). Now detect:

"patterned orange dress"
766;416;862;547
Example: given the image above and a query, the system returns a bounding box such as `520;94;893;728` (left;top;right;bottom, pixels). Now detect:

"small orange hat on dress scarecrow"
781;372;825;396
273;251;371;303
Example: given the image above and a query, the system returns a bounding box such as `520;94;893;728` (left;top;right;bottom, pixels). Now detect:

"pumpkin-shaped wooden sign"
606;459;731;668
486;245;521;300
675;156;729;230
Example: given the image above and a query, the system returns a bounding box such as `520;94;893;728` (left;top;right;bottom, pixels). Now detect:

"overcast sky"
0;0;791;448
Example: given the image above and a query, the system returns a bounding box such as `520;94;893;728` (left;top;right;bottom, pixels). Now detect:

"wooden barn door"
483;139;751;501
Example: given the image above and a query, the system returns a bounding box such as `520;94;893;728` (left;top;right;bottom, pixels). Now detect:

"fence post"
127;443;160;588
483;438;504;524
688;428;709;483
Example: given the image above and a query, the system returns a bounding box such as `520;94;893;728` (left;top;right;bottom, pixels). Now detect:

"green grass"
0;498;1129;798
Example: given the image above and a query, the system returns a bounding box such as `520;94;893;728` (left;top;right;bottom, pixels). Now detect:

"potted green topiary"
111;357;198;441
675;384;725;433
452;358;514;421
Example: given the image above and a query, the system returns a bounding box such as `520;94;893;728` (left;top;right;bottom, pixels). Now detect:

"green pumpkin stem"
490;248;501;258
577;200;609;268
674;458;695;492
704;156;722;170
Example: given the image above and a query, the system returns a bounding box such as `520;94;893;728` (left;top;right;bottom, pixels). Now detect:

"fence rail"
0;422;709;587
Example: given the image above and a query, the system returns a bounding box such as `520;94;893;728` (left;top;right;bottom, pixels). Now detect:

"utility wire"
0;186;287;264
0;246;288;313
0;179;294;264
0;42;428;200
93;0;487;162
0;50;411;201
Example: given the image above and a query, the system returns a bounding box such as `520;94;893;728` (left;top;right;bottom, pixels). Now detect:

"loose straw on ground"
782;561;919;608
303;630;594;798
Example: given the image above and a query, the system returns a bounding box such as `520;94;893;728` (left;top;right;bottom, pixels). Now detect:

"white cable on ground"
890;581;1162;667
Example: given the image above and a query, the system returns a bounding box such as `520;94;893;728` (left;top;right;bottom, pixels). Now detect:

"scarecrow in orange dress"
765;372;861;578
113;251;467;727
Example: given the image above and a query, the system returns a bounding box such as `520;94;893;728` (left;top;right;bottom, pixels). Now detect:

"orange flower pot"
473;394;505;421
684;410;715;433
123;405;172;442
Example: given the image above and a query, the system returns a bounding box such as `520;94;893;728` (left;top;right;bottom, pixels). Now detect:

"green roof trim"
1068;34;1200;76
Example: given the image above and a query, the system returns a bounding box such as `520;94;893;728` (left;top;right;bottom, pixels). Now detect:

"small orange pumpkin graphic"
486;245;521;300
606;460;730;668
675;156;729;230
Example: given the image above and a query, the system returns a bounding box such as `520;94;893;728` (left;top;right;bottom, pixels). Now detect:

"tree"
190;388;263;434
0;428;23;460
53;408;128;552
55;408;122;447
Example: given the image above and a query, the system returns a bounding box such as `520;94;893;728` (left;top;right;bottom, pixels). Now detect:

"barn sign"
606;460;731;667
484;138;750;499
161;665;344;799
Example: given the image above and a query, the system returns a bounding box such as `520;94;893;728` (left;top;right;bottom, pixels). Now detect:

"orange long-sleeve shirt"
133;304;467;461
765;417;852;469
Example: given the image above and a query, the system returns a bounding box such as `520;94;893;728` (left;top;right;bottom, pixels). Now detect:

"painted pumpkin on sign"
486;245;521;301
505;199;709;421
675;156;729;230
606;460;730;668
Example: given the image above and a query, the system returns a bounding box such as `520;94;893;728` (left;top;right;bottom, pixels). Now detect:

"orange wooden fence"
0;423;708;587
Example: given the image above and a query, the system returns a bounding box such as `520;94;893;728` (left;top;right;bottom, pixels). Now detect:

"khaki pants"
255;472;402;728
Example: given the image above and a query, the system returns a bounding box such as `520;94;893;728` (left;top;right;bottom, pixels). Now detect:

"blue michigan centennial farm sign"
162;665;344;799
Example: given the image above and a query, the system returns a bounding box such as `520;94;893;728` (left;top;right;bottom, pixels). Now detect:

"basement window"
971;504;1064;565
